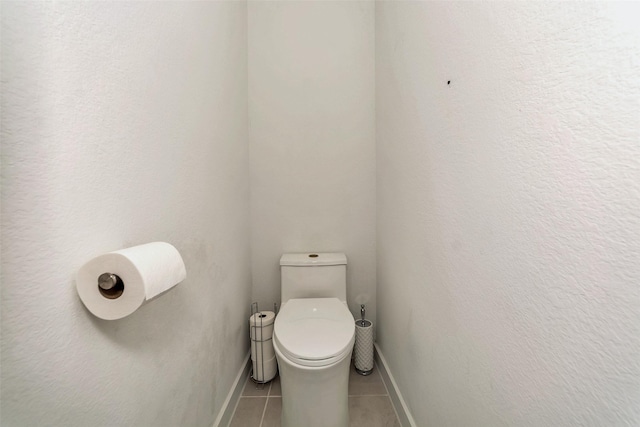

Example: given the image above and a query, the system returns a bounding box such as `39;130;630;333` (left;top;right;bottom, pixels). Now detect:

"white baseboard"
212;352;251;427
374;343;417;427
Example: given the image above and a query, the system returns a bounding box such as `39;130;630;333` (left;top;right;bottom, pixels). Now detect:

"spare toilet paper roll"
76;242;186;320
253;355;277;383
249;311;275;341
251;339;275;362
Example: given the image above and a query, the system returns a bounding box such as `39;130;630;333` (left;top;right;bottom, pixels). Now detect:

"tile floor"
230;362;400;427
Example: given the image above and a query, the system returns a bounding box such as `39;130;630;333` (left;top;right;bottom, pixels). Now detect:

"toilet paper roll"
251;339;275;361
249;311;275;341
76;242;186;320
252;354;277;383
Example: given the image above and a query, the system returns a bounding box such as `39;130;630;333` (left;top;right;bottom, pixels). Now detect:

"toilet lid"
274;298;355;366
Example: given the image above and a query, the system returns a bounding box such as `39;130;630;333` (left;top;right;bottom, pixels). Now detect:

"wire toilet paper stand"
249;302;278;386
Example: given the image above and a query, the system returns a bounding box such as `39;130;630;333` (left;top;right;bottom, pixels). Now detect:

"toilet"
273;252;355;427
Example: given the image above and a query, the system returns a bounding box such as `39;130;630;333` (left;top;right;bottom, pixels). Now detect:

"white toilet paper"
251;339;275;361
76;242;186;320
252;355;277;383
249;310;277;382
249;311;275;341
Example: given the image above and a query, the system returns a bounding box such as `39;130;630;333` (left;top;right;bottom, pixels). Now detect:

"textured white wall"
248;1;376;321
376;2;640;426
1;2;250;426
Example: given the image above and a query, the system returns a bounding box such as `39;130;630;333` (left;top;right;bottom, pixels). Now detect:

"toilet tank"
280;253;347;303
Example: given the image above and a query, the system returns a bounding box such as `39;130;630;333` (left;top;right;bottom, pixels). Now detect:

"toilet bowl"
273;297;355;427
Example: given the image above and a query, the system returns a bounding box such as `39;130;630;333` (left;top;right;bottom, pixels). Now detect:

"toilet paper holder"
76;242;186;320
250;302;277;385
97;273;124;299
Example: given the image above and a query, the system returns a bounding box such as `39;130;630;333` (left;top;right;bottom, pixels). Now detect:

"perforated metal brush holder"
354;318;374;375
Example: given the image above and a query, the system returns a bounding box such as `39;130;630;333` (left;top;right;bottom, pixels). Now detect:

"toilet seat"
274;298;355;368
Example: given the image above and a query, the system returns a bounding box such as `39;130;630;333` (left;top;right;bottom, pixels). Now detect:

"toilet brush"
354;304;374;375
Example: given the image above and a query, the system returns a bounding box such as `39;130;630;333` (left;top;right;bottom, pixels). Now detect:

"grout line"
374;360;404;425
257;381;272;427
241;378;272;399
258;396;269;427
227;376;250;426
226;392;243;427
216;356;251;427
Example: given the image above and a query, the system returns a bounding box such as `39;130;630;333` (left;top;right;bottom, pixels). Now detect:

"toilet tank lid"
280;253;347;266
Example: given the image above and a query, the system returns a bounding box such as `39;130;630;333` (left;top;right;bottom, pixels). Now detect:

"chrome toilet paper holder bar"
97;272;124;299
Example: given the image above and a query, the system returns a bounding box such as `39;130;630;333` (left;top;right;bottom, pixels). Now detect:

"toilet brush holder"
354;319;374;375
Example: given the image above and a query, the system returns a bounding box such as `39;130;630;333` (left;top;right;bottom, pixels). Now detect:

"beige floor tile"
229;397;266;427
349;396;400;427
242;376;270;397
261;397;282;427
269;375;281;396
349;364;387;396
230;368;401;427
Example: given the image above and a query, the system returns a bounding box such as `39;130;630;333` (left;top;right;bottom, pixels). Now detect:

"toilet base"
274;340;353;427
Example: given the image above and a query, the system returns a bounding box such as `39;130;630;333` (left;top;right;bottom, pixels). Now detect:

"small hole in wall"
447;81;451;85
309;254;319;258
